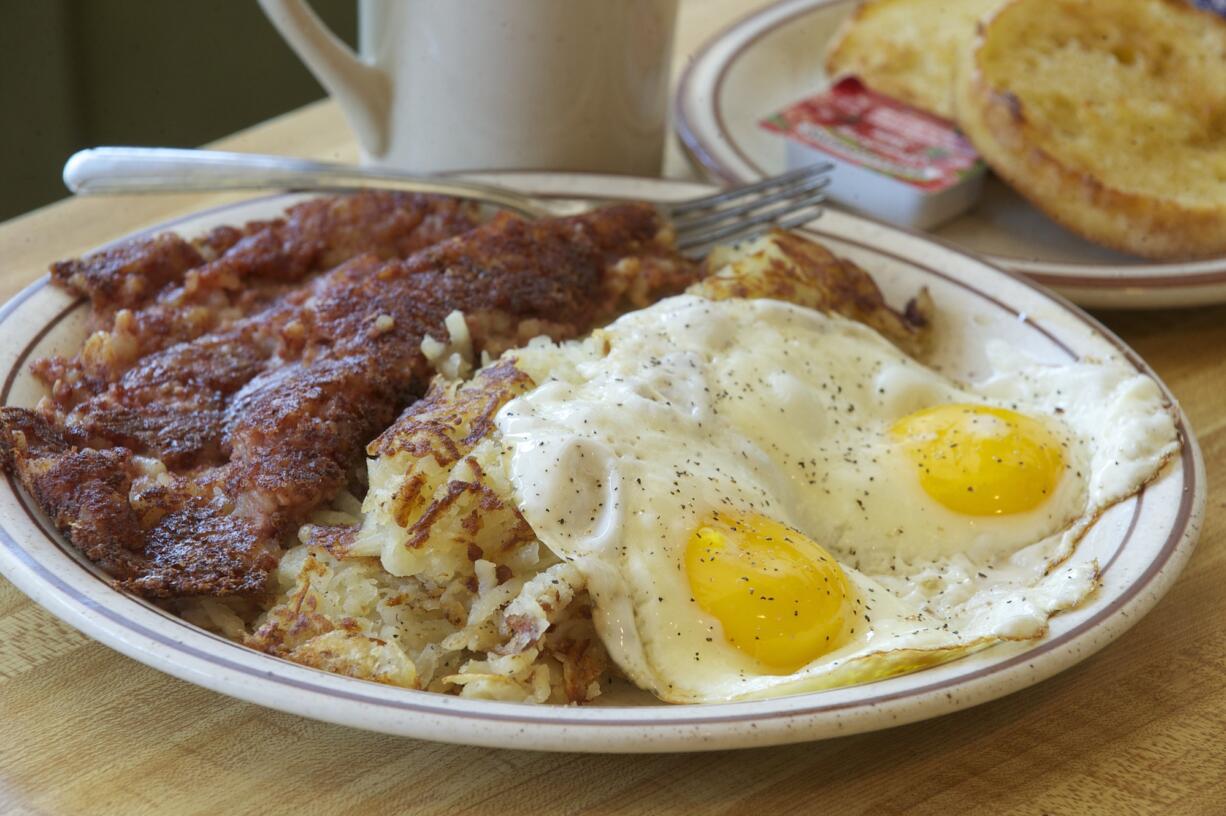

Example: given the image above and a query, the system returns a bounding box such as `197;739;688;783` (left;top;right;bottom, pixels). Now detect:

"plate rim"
672;0;1226;291
0;175;1205;752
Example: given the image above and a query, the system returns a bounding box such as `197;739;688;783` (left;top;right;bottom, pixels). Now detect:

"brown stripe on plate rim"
0;191;1198;728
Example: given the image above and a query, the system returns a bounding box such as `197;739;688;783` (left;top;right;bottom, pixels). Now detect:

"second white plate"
674;0;1226;309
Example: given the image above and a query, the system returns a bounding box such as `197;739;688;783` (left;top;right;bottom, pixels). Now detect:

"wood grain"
2;2;1224;813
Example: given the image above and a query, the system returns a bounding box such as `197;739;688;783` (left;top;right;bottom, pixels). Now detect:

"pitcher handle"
258;0;391;157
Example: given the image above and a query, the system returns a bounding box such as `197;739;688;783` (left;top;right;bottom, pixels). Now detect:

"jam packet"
761;76;986;229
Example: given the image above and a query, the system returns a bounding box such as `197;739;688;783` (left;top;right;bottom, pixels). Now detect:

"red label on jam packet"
761;76;983;191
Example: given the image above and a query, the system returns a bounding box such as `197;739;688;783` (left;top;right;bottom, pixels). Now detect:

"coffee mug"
259;0;679;174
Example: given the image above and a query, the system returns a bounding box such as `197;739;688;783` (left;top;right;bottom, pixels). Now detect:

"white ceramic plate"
0;174;1204;752
674;0;1226;309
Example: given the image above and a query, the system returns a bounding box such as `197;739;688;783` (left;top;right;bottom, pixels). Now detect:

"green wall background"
0;0;357;221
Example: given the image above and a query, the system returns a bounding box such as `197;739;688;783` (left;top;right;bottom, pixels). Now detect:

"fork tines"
668;163;833;255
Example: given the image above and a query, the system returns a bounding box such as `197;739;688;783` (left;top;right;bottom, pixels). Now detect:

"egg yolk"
892;403;1065;516
685;513;853;674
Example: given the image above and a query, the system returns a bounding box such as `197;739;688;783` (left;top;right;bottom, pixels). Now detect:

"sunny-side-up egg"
494;295;1179;703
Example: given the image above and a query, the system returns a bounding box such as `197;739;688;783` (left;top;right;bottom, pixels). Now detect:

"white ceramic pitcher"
259;0;679;174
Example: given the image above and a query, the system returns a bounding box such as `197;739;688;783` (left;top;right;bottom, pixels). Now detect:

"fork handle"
62;147;550;218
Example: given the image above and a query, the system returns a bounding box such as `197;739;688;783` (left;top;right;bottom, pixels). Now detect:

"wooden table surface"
2;2;1224;814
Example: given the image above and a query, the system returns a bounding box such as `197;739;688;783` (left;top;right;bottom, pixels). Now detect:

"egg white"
495;295;1179;702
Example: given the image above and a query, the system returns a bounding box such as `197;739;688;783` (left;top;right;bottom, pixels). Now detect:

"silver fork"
63;147;831;256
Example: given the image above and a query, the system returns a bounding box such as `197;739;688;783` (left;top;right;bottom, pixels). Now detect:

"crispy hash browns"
3;192;931;704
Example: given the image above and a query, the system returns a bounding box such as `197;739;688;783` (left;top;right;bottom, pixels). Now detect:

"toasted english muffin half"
954;0;1226;260
824;0;1005;120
